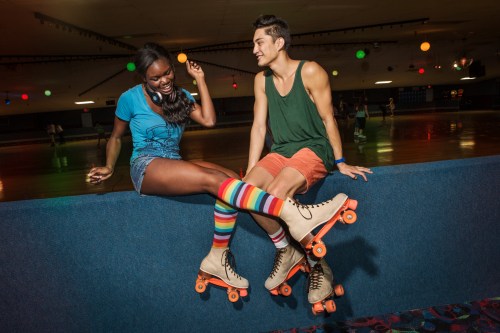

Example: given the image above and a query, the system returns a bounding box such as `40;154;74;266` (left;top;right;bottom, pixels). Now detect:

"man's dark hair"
253;15;291;50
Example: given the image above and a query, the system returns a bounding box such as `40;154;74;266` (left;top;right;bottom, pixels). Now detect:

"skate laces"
269;248;287;278
307;262;325;292
292;199;331;220
221;249;243;280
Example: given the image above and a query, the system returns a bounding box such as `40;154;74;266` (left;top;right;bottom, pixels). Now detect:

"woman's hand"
186;60;205;81
87;166;114;184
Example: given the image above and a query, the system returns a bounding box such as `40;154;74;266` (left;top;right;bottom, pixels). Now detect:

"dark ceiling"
1;0;499;116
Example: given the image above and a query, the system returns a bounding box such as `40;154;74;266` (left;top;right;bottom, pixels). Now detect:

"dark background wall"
1;79;499;135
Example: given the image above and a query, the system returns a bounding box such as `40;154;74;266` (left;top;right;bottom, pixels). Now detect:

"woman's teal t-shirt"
115;84;195;163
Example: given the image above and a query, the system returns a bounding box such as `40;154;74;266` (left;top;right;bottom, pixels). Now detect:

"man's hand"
336;163;373;181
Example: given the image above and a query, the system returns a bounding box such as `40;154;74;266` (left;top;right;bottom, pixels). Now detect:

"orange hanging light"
420;41;431;52
177;52;187;63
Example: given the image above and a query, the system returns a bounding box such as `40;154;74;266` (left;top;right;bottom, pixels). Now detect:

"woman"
88;42;343;300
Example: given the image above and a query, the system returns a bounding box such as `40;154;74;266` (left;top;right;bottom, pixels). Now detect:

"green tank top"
265;60;334;171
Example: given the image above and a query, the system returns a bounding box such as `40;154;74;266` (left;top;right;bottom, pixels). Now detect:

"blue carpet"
1;156;499;332
268;297;500;333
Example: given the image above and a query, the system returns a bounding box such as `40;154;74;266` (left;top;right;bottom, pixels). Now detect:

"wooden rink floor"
0;110;499;202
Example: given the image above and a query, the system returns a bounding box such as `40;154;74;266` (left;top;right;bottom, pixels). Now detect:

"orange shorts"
254;148;328;193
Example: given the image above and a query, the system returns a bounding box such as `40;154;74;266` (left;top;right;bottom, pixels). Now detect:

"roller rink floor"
0;110;499;202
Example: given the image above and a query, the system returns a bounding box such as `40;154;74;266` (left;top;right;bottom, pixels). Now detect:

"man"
244;15;372;308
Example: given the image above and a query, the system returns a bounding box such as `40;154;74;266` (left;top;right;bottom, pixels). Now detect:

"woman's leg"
141;158;284;217
190;160;239;249
142;158;346;243
145;159;243;249
142;159;248;290
143;159;240;249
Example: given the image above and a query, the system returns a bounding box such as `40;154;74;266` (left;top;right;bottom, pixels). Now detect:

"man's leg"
245;151;338;304
245;166;308;292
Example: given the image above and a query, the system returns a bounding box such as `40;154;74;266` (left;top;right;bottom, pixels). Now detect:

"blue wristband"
335;157;346;164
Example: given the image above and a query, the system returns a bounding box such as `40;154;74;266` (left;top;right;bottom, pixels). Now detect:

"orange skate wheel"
195;280;206;294
312;303;324;315
334;284;344;297
279;283;292;297
324;300;336;313
348;199;358;210
343;210;357;224
228;290;239;303
312;242;327;258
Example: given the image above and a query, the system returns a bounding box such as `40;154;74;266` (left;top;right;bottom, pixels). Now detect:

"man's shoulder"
301;60;323;74
255;69;271;78
301;61;328;84
254;70;268;89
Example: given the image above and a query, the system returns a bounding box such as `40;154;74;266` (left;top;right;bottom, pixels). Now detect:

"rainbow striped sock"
218;178;284;217
212;199;238;248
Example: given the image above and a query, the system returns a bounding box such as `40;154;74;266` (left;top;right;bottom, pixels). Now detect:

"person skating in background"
354;98;369;140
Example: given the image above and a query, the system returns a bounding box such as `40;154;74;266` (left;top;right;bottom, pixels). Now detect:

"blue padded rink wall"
1;155;499;333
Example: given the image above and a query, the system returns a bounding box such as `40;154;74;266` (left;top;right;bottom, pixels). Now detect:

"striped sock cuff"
269;227;289;249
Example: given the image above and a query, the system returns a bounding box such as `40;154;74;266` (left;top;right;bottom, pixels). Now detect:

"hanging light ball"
192;80;197;86
332;70;339;77
177;52;188;63
44;90;52;97
232;82;238;89
126;62;136;71
21;94;29;100
4;98;10;105
355;49;366;59
459;56;468;67
418;68;425;74
420;41;431;52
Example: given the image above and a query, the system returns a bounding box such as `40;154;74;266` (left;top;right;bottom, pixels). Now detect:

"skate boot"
280;193;358;258
307;259;344;315
265;243;309;296
195;247;249;302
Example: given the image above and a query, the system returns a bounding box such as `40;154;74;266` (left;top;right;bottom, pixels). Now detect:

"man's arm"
302;61;372;181
247;71;268;174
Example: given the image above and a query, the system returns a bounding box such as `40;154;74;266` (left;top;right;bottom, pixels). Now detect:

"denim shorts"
130;155;158;194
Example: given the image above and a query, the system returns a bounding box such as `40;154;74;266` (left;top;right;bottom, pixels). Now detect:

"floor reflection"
0;110;499;202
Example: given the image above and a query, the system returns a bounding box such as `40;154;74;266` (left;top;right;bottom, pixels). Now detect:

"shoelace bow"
292;199;333;220
221;249;242;280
